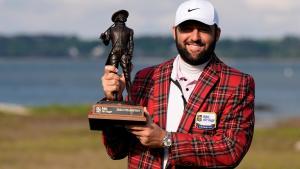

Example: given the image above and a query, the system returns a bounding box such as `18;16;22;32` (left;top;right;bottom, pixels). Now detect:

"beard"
175;33;217;66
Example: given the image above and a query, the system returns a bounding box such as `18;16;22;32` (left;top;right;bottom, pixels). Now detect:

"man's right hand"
101;65;125;101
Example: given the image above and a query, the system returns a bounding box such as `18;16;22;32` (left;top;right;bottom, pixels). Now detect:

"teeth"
188;44;201;50
186;44;203;56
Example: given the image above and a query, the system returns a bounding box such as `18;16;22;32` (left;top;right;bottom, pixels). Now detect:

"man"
101;0;255;168
100;9;134;101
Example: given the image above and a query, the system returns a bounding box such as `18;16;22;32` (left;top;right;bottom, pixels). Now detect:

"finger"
104;65;118;74
102;78;120;93
126;127;144;137
102;77;119;91
126;126;144;130
106;79;120;86
130;130;143;136
143;107;153;124
105;84;119;92
126;125;146;131
120;73;126;83
103;72;120;80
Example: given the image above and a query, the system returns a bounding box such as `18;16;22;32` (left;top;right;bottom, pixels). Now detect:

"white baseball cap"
175;0;219;27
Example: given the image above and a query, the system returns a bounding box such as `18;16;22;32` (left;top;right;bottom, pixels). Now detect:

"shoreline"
0;103;299;129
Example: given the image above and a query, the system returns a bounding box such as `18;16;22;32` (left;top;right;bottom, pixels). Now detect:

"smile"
186;43;204;53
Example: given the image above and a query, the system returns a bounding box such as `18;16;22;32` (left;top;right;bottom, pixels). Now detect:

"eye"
198;26;212;32
178;21;214;33
178;24;194;33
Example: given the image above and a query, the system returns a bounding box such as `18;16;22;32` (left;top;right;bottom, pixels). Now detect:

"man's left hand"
126;107;166;148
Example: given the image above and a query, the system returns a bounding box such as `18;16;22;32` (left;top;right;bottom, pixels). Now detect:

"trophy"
88;10;146;130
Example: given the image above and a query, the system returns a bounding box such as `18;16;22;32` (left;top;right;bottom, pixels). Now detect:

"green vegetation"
239;126;300;169
0;35;300;59
0;104;299;169
0;104;126;169
217;36;300;58
0;35;98;58
30;104;91;117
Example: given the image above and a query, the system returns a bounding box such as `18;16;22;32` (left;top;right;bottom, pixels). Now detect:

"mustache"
186;40;205;46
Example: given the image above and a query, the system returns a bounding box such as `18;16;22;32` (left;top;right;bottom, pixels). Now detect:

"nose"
190;28;200;42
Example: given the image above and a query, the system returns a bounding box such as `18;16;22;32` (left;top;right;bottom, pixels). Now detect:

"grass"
0;104;299;169
239;126;300;169
0;104;126;169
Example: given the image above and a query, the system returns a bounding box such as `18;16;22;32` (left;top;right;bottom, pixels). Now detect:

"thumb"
143;107;153;124
120;73;126;83
118;74;126;97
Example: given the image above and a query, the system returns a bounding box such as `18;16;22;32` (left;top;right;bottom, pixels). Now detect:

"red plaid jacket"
102;54;255;169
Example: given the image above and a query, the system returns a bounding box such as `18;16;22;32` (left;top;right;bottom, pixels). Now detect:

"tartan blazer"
102;54;255;169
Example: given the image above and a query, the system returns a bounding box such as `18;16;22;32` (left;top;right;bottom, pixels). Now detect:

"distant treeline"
0;35;299;59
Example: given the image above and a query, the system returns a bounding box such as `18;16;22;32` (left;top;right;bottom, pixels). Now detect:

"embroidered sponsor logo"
195;112;217;130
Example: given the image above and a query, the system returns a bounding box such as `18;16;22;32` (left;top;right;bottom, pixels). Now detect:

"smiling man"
174;20;220;65
101;0;255;168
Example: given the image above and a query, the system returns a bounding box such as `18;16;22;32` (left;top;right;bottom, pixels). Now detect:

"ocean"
0;57;299;121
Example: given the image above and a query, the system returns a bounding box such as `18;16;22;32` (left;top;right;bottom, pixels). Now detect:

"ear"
172;26;176;40
215;27;221;41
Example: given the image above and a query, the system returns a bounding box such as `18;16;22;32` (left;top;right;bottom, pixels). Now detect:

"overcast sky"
1;0;299;39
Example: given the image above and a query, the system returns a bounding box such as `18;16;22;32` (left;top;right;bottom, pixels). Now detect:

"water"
0;57;299;120
0;57;162;105
229;59;300;121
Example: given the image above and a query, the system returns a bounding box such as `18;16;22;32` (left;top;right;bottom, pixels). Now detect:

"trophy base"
88;101;146;131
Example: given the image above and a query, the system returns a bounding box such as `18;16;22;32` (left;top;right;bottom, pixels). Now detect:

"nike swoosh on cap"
188;8;200;12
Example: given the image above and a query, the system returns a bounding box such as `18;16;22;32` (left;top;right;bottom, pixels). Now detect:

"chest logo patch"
195;112;217;130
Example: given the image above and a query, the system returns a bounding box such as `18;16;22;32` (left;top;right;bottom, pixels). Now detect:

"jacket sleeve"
102;127;130;160
168;75;255;168
102;66;155;160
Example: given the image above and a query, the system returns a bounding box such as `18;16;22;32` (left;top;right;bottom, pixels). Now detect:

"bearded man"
100;0;255;168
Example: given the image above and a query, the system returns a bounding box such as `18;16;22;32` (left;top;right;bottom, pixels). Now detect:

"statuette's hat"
111;9;129;22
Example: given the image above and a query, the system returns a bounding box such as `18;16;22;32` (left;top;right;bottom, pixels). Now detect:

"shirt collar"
171;55;208;82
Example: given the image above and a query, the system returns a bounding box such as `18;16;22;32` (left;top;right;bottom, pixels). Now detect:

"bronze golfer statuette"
88;10;146;131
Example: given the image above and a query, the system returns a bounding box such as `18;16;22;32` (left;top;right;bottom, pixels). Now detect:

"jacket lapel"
152;59;174;129
178;56;220;133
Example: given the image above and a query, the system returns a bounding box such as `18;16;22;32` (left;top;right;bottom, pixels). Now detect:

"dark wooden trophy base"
88;101;146;131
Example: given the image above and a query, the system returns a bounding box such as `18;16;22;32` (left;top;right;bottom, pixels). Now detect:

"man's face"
173;20;221;65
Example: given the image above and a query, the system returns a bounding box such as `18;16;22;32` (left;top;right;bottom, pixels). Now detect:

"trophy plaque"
88;9;146;131
88;102;146;130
